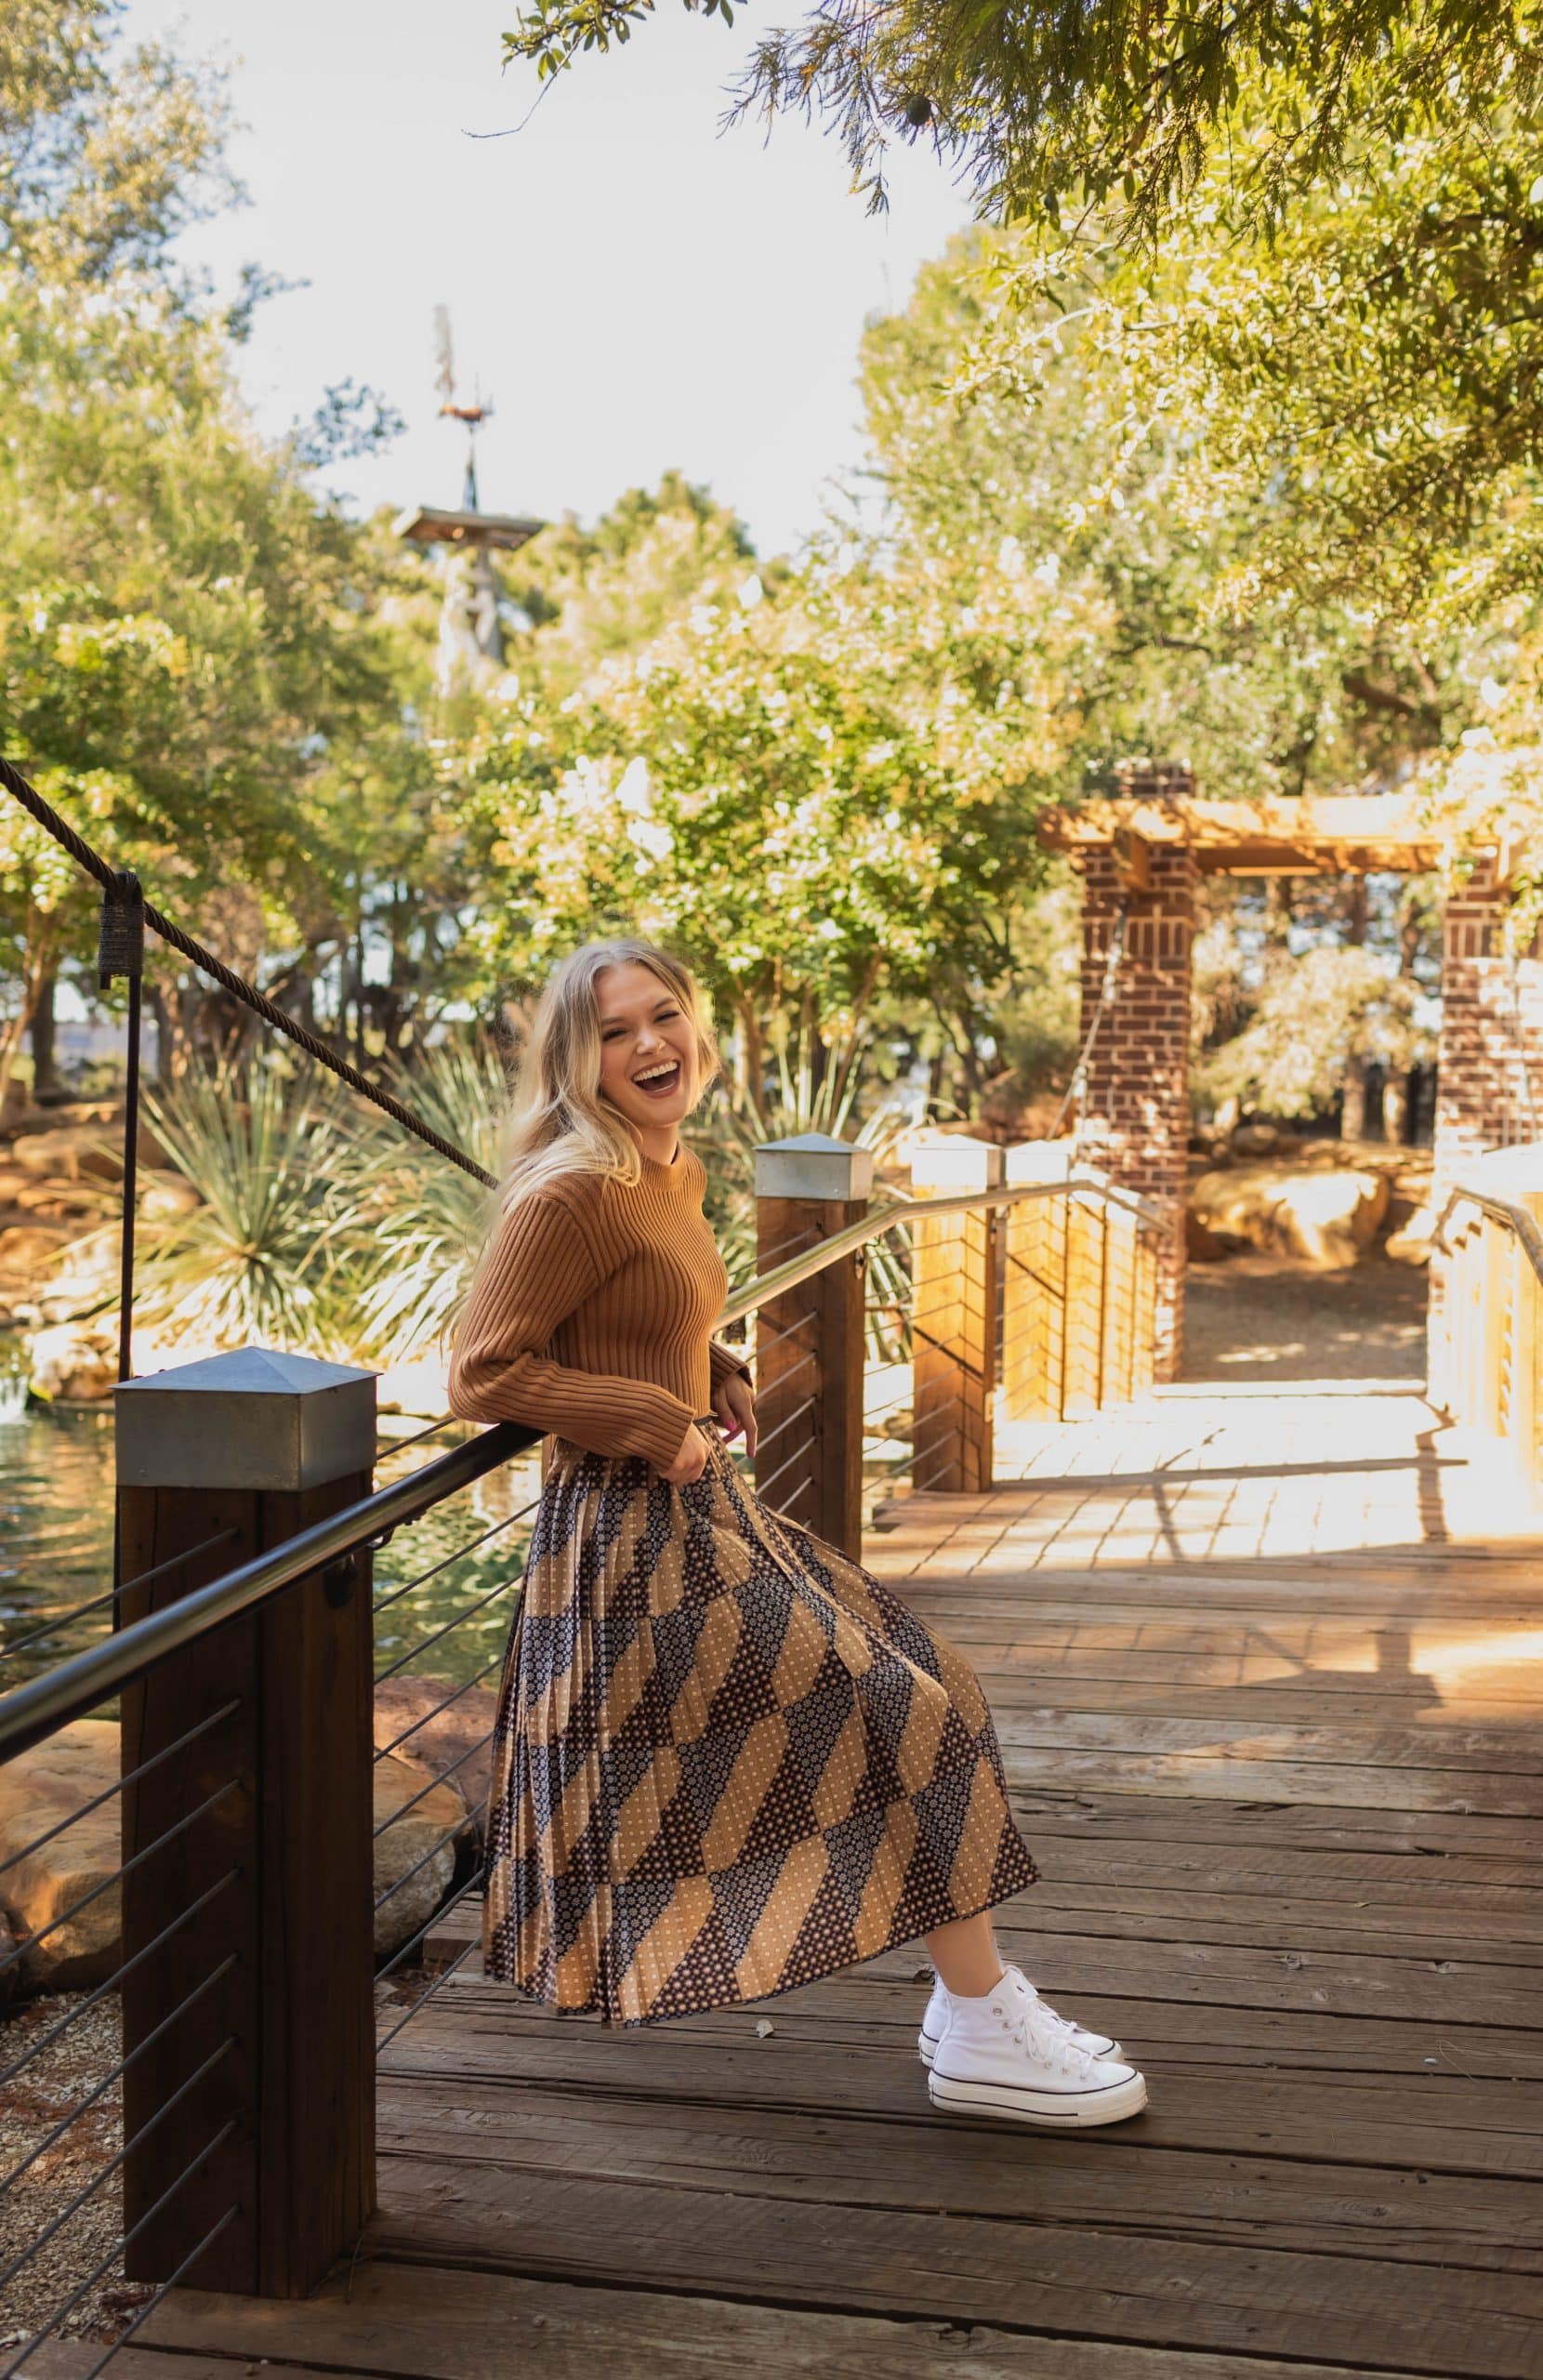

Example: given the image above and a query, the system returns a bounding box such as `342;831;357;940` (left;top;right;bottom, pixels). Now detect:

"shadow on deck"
73;1375;1543;2380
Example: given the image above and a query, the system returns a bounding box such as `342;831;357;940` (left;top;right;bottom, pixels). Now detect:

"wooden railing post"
114;1346;377;2296
909;1137;1002;1491
754;1133;872;1558
1001;1144;1070;1423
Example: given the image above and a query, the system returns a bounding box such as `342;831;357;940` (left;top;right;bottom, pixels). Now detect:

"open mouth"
632;1059;683;1100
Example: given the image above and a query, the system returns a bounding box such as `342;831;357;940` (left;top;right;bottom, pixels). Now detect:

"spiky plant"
690;1030;916;1357
134;1059;363;1354
336;1032;512;1365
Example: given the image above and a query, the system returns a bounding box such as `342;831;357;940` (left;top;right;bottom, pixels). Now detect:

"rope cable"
0;753;495;1185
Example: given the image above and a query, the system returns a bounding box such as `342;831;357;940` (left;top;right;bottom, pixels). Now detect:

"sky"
121;0;972;559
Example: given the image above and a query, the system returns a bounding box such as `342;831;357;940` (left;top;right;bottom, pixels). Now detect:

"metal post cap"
754;1133;874;1202
115;1344;378;1490
907;1135;1005;1194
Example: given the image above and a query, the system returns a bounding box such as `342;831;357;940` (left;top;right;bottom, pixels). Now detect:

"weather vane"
392;304;546;690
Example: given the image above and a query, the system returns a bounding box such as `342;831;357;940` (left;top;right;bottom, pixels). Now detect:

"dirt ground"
1181;1250;1430;1383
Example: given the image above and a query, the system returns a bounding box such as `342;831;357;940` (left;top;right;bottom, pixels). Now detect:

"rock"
1185;1210;1235;1263
10;1180;103;1219
373;1751;475;1959
1189;1162;1391;1271
1229;1122;1284;1157
28;1317;118;1400
1387;1203;1434;1265
375;1676;500;1844
0;1721;122;1991
138;1175;201;1221
1272;1168;1389;1266
7;1125;125;1184
0;1223;72;1281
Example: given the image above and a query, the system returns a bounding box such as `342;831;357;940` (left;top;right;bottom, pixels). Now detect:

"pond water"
0;1341;540;1702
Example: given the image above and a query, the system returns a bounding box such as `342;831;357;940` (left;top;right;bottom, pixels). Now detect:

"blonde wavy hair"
488;937;719;1219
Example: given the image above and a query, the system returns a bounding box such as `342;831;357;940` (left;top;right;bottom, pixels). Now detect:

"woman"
448;937;1146;2127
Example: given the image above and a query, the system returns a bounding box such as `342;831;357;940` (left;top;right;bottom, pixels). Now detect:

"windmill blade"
433;305;455;403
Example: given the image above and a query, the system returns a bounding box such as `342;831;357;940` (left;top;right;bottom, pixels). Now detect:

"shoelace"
994;1993;1101;2080
1012;1977;1086;2049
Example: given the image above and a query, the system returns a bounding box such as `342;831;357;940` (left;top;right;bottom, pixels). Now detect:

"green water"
0;1377;540;1699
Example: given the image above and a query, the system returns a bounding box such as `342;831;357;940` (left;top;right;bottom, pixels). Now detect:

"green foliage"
688;1026;914;1301
338;1034;513;1362
500;0;1542;236
133;1062;361;1353
1193;938;1427;1123
504;469;766;699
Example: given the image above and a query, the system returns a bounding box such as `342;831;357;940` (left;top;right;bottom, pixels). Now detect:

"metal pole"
98;868;146;1387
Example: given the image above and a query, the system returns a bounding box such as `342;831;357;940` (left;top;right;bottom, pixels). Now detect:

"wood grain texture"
140;1376;1543;2378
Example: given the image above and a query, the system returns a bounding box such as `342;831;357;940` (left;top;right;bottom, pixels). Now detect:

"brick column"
1434;856;1543;1196
1074;840;1196;1381
1431;857;1543;1385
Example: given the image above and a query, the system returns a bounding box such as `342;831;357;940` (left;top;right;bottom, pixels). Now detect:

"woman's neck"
631;1123;679;1168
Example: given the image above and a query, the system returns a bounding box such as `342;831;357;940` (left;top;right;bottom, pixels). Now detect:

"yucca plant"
336;1032;512;1365
134;1058;363;1354
690;1028;916;1359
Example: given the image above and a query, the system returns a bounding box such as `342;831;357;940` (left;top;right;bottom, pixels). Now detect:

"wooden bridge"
57;1352;1543;2380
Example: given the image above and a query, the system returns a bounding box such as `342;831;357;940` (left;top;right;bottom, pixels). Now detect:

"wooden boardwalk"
85;1376;1543;2378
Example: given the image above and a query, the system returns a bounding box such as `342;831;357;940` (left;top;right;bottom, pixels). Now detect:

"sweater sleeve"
446;1190;698;1470
707;1337;752;1392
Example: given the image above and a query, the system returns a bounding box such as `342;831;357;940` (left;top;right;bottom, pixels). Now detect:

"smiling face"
594;959;699;1147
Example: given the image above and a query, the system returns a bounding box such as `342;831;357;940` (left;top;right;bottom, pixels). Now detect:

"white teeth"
634;1062;679;1084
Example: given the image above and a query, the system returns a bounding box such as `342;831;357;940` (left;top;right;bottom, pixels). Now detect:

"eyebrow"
599;998;680;1028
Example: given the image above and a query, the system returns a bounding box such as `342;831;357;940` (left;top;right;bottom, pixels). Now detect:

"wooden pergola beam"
1042;793;1457;877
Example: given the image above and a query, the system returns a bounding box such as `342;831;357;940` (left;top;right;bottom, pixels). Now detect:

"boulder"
0;1720;122;1991
375;1676;500;1844
1387;1203;1434;1266
373;1751;475;1959
138;1175;201;1222
1229;1122;1284;1157
7;1126;125;1184
1189;1162;1391;1270
0;1716;478;1996
0;1223;72;1280
29;1317;117;1401
1185;1210;1235;1263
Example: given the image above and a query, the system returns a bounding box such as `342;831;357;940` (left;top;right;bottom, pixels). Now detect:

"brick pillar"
1434;856;1543;1196
1431;856;1543;1384
1075;840;1196;1381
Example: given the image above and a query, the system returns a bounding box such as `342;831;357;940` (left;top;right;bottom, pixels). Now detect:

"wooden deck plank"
362;2161;1543;2377
141;1376;1542;2380
138;2264;1442;2379
375;2077;1543;2268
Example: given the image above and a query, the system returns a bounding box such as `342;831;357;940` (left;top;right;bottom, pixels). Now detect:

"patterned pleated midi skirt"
481;1431;1038;2025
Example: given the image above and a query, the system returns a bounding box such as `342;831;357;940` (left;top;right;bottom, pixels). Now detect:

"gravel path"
0;1989;154;2356
1182;1250;1430;1383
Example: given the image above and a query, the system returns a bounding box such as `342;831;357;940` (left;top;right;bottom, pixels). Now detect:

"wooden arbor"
1042;777;1535;1379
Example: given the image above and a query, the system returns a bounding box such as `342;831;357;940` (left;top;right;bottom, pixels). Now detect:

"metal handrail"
0;1167;1162;1764
1431;1183;1543;1287
719;1171;1163;1328
0;1421;536;1763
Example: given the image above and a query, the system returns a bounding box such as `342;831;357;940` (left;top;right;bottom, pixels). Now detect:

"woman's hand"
660;1420;712;1486
711;1371;758;1461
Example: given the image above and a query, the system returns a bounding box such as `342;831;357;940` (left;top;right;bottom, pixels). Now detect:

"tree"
503;469;768;699
499;0;1543;235
0;4;436;1097
455;543;1094;1113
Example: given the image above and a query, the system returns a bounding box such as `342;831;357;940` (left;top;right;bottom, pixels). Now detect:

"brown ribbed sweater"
445;1144;749;1469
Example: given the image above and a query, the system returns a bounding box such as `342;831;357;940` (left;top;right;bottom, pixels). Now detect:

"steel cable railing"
0;1157;1166;2368
0;1413;539;2368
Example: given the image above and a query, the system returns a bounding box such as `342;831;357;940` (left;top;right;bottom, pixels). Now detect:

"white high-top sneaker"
928;1974;1147;2127
919;1963;1123;2069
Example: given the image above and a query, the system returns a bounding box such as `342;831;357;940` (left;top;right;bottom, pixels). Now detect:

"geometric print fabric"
481;1432;1038;2026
